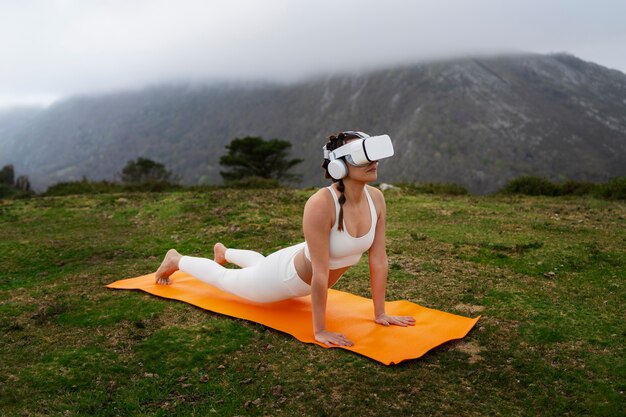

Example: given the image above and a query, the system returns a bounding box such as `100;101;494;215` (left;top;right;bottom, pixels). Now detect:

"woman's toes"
214;243;227;265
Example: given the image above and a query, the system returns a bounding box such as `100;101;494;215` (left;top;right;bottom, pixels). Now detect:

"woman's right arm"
303;191;354;347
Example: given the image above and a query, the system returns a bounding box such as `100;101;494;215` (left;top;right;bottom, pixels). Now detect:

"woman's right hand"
315;330;354;347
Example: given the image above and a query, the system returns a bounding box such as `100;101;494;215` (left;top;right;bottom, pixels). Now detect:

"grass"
0;189;624;416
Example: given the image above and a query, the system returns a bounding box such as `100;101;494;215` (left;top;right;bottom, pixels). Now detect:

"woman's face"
343;137;379;182
346;159;378;182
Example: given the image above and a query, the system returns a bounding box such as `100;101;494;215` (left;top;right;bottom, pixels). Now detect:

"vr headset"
323;131;394;179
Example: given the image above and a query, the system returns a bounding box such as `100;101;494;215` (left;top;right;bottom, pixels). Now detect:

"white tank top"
304;186;377;269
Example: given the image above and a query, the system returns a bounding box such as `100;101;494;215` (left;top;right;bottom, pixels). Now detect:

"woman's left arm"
368;187;416;327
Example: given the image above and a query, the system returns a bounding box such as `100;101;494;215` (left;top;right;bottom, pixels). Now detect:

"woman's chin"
365;172;378;182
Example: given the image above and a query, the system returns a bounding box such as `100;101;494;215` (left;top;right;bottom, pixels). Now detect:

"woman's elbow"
369;252;388;267
310;272;329;289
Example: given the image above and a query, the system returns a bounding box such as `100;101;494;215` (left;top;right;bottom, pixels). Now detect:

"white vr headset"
323;131;394;180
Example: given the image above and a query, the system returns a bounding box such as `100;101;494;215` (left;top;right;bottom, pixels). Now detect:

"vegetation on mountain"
0;53;624;193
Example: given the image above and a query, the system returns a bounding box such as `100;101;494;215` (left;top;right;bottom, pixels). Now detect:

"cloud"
1;0;625;107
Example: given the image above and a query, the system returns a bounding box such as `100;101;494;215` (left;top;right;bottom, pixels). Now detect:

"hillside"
1;53;625;193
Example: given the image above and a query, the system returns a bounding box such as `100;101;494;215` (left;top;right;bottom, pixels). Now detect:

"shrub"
44;179;182;196
499;176;559;196
0;185;33;199
44;180;124;196
0;183;15;199
0;182;34;200
594;177;626;200
122;181;183;193
499;176;626;199
399;182;468;195
222;176;282;189
559;180;597;196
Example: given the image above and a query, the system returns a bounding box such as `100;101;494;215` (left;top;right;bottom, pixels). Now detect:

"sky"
1;0;625;109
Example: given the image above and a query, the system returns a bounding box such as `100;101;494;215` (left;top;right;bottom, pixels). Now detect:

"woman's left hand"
375;314;416;327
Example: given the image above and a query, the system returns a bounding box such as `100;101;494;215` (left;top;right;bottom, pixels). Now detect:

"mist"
1;0;625;108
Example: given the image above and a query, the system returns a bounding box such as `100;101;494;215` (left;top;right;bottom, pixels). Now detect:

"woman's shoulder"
304;186;334;210
365;185;386;219
303;186;336;227
365;184;383;197
366;184;385;204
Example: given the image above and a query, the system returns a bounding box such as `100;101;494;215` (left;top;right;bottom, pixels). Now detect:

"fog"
1;0;625;108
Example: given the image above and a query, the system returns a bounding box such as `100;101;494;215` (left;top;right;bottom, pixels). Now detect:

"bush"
559;180;597;196
222;176;282;189
0;183;16;199
594;177;626;200
44;179;182;196
399;182;468;195
499;176;559;196
122;181;183;193
499;176;626;199
0;183;34;200
44;180;124;196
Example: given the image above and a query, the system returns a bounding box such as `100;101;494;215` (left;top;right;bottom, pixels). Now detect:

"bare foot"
155;249;182;285
214;243;227;265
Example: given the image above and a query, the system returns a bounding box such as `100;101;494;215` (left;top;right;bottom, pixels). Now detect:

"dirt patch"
453;341;484;364
454;304;485;315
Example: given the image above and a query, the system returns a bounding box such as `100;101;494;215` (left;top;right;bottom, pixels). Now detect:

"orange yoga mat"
107;272;480;365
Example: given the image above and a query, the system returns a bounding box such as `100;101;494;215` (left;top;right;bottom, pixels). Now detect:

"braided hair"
322;131;362;232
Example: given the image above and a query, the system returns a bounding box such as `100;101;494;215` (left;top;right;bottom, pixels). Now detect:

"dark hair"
322;131;363;232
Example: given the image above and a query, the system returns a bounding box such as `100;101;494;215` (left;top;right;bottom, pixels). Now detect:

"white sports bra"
304;186;377;269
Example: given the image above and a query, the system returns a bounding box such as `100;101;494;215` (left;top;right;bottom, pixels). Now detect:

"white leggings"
178;242;311;303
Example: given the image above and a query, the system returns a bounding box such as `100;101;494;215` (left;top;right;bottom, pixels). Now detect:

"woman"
155;131;415;347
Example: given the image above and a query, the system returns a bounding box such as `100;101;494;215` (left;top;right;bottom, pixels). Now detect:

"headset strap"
322;131;369;160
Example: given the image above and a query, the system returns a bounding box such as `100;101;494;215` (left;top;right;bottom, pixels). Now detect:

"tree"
219;136;302;182
15;175;31;192
0;165;15;186
0;165;32;198
119;157;174;184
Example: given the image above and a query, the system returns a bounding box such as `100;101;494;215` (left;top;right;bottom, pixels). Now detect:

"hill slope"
1;53;625;193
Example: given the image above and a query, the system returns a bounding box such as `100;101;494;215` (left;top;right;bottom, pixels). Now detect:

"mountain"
1;52;625;193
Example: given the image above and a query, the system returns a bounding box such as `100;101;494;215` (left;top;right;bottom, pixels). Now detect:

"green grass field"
1;189;624;416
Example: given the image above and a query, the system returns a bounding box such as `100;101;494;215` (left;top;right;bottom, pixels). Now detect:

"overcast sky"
1;0;625;108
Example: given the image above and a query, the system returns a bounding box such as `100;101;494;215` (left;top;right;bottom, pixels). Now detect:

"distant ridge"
1;52;625;193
